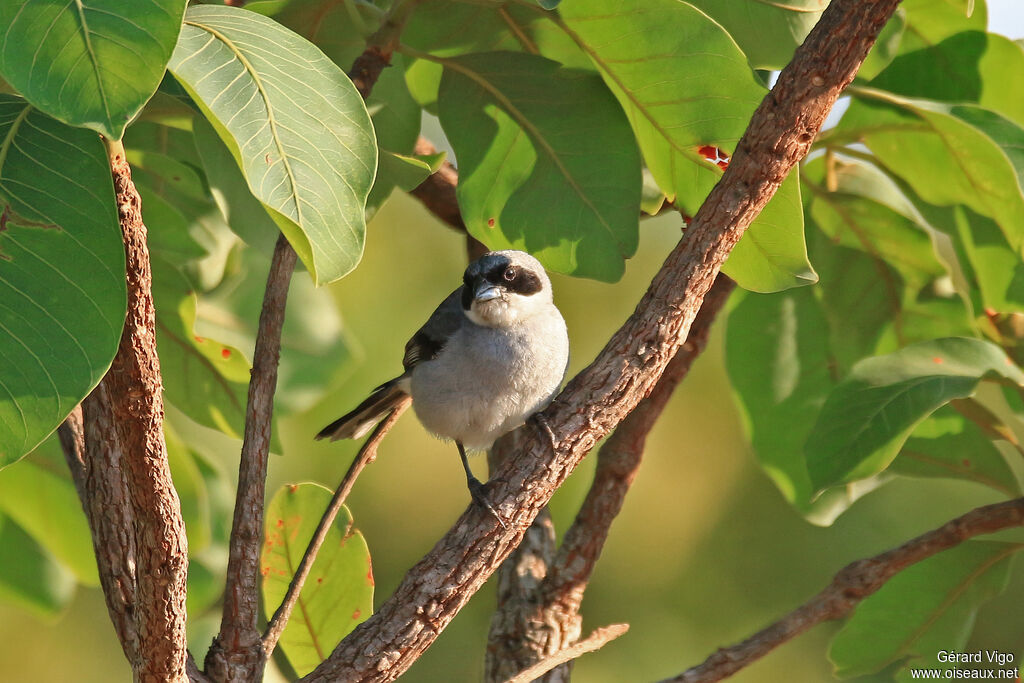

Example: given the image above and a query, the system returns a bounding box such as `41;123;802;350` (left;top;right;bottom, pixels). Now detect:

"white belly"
409;311;568;450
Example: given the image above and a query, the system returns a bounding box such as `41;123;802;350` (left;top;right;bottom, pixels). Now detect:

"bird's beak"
474;284;501;302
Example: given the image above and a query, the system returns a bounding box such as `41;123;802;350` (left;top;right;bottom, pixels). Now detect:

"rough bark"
81;142;190;682
206;234;296;681
302;0;901;680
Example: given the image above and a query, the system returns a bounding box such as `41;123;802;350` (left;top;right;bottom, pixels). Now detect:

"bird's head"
461;250;553;328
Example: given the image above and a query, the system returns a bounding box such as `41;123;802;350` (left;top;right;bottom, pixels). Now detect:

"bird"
316;250;570;524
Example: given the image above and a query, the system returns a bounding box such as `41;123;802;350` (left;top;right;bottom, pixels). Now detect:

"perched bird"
317;250;570;523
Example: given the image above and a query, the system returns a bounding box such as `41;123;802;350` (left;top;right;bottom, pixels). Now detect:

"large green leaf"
191;115;280;259
803;156;944;291
871;31;1024;128
725;288;870;525
0;459;97;585
124;121;240;291
559;0;815;292
262;483;373;676
194;247;353;415
256;0;423;216
685;0;828;70
0;0;187;140
836;91;1024;251
0;97;125;468
0;513;75;617
806;338;1024;492
891;405;1020;496
167;5;377;285
829;541;1019;679
151;256;250;440
437;51;641;281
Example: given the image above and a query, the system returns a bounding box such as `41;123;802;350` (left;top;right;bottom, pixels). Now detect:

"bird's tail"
315;378;409;441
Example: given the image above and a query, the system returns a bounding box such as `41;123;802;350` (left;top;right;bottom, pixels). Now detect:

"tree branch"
262;398;411;656
61;401;140;664
504;624;629;683
665;497;1024;683
304;0;900;679
81;140;190;681
206;233;296;680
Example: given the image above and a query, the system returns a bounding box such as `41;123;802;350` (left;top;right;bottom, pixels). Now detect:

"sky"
989;0;1024;38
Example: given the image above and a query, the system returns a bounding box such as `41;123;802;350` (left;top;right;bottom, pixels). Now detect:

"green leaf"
829;541;1019;678
165;424;211;554
262;483;373;676
0;0;187;140
685;0;828;70
0;513;75;617
891;405;1020;496
151;256;250;440
0;458;97;585
123;119;242;290
892;0;986;57
168;5;377;285
0;98;125;468
803;156;945;291
721;174;816;292
726;288;869;524
194;247;353;415
870;31;1024;128
378;150;446;193
931;204;1024;314
806;338;1024;492
437;51;641;281
559;0;815;291
192;115;280;259
837;91;1024;251
857;8;906;81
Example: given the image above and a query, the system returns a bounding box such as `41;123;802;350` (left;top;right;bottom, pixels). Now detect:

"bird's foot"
467;476;507;530
530;412;558;454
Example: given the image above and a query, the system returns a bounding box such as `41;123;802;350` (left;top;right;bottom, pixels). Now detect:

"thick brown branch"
485;276;733;682
304;0;900;680
484;439;565;682
85;140;190;681
67;399;140;663
666;497;1024;683
207;234;296;681
262;399;411;655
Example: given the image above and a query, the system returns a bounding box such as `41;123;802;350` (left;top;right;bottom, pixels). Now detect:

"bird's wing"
402;287;465;371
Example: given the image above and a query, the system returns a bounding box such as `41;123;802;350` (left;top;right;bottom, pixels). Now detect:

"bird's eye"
503;266;517;282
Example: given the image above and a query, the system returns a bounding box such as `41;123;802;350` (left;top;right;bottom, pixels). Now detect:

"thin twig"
665;497;1024;683
303;0;902;679
503;624;630;683
207;233;297;679
262;398;411;655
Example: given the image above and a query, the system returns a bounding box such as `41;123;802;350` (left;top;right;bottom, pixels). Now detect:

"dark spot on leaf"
261;566;270;576
288;484;298;493
352;609;361;620
697;145;717;160
194;336;204;343
487;218;495;227
962;459;971;468
317;577;323;584
221;348;231;359
276;519;284;528
932;357;944;364
172;176;180;182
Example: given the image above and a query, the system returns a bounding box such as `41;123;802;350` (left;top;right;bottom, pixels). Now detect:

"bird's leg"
457;440;506;529
530;412;558;454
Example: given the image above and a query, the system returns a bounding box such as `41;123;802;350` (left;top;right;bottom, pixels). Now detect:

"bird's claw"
467;476;507;530
530;412;558;454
